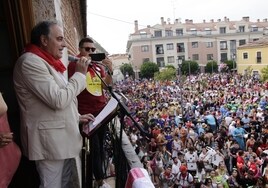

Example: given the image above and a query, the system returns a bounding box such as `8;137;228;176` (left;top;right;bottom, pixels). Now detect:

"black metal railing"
83;115;144;188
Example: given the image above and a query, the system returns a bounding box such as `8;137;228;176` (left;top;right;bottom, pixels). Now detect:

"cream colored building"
109;54;130;81
127;16;268;72
237;37;268;76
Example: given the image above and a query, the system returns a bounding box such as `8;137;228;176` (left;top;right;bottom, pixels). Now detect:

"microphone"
68;55;94;67
68;55;82;62
68;55;103;65
68;55;111;74
68;55;106;73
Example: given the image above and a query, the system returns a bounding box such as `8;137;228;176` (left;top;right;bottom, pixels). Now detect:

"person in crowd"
159;164;174;188
236;150;245;175
226;168;240;188
0;93;21;188
232;117;247;151
13;20;92;188
246;135;256;151
202;177;213;188
204;111;217;133
171;156;181;177
174;165;193;188
184;146;198;176
172;134;182;158
68;37;113;188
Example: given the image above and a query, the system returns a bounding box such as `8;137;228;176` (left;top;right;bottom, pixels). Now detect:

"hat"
180;165;188;172
202;123;207;128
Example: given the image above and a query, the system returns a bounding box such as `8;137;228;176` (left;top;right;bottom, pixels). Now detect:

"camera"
89;53;106;61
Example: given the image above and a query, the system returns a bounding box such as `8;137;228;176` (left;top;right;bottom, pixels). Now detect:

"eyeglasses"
82;47;96;52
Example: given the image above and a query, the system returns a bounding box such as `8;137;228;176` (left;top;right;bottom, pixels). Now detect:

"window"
167;43;174;50
230;40;236;51
192;54;199;61
257;51;261;63
143;58;150;63
220;53;228;62
176;29;183;36
177;43;185;52
141;45;149;52
167;56;175;64
178;56;185;61
206;42;213;48
192;42;198;48
243;52;248;59
140;31;147;38
156;57;165;67
238;26;245;32
207;54;213;61
205;28;211;35
220;41;227;50
154;30;162;37
239;39;246;46
251;26;258;32
165;30;173;37
190;28;197;35
155;45;164;54
219;27;226;34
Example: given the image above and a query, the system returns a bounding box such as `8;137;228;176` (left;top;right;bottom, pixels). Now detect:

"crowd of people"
1;19;268;188
115;72;268;188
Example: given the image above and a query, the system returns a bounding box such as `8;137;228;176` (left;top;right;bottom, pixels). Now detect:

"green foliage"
244;66;253;79
154;68;176;81
205;61;218;73
261;66;268;82
224;60;236;70
181;60;199;75
165;65;176;69
120;63;134;77
140;62;159;79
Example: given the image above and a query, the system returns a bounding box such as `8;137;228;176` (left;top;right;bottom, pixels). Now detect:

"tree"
120;63;134;77
165;65;176;70
261;66;268;82
181;60;199;75
224;60;236;71
244;66;253;80
140;62;159;79
205;61;218;73
154;67;176;81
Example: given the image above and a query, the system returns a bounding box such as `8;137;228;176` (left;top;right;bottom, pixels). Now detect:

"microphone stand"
87;62;151;187
89;62;151;139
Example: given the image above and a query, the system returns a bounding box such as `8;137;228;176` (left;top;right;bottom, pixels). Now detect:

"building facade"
127;16;268;72
237;37;268;76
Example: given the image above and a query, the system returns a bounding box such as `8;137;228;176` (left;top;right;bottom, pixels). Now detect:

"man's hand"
79;113;95;124
75;57;90;75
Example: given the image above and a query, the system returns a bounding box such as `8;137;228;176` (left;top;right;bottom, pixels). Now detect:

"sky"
87;0;268;55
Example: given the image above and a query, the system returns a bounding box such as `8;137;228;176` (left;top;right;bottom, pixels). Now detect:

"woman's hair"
204;178;212;185
196;161;205;173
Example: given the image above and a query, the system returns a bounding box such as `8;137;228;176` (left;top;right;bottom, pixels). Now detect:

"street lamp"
211;56;214;74
232;53;236;71
188;57;191;77
177;58;183;117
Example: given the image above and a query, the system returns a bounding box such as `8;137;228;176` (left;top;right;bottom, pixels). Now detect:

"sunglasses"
82;47;96;52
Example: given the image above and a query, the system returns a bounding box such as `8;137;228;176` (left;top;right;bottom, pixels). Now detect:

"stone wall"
31;0;85;55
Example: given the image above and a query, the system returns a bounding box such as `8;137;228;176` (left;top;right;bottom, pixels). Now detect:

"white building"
127;16;268;72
